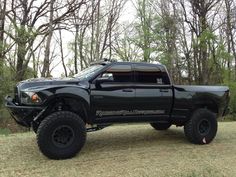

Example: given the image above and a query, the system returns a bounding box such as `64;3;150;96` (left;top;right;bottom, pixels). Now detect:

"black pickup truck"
5;60;230;159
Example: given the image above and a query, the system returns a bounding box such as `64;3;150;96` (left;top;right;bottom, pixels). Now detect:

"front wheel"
184;109;217;144
37;111;86;159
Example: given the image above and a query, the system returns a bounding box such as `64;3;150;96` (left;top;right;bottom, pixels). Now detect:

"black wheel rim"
52;125;75;148
198;119;211;136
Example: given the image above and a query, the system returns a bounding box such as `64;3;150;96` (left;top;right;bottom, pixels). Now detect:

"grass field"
0;122;236;177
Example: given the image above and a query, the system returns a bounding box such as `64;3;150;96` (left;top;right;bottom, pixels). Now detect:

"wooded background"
1;0;236;128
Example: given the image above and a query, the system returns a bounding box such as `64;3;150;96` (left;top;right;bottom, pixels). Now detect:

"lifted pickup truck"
5;60;230;159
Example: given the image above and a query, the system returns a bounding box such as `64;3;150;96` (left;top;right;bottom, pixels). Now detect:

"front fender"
42;86;90;106
33;86;92;123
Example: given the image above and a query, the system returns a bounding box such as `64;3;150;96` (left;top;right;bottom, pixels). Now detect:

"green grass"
0;128;11;135
0;122;236;177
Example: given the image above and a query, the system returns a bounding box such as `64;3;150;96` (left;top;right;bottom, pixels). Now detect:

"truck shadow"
9;125;192;161
82;126;187;154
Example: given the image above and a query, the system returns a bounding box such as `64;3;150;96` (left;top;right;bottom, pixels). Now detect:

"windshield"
73;65;104;80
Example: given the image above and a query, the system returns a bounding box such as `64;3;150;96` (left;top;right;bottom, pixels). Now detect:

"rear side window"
101;64;132;82
134;65;170;85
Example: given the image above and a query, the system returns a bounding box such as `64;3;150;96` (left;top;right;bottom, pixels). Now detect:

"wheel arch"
191;98;219;117
36;93;91;124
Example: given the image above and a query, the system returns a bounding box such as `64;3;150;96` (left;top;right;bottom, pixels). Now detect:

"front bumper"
5;96;44;127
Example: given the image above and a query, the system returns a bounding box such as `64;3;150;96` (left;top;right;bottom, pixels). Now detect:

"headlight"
21;91;42;104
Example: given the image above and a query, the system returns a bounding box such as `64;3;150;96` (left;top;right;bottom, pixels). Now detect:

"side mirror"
95;77;113;88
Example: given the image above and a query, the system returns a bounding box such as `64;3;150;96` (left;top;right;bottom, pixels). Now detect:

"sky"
50;0;136;77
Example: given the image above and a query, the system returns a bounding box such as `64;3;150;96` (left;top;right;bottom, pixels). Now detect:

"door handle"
160;89;169;92
122;89;133;92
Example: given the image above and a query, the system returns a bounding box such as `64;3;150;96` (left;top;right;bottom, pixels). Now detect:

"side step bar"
86;123;112;132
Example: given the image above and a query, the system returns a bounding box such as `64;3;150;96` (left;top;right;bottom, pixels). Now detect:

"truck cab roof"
91;59;166;72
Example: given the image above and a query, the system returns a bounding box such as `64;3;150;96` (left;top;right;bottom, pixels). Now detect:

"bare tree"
112;25;143;61
179;0;221;84
70;0;125;74
224;0;236;80
58;28;68;77
71;0;99;73
5;0;86;81
135;0;153;62
99;0;125;60
41;0;55;77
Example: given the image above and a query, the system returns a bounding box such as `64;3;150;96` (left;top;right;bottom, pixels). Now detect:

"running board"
86;124;112;132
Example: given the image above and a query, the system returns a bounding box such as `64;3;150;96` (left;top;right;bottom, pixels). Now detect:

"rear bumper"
5;96;44;127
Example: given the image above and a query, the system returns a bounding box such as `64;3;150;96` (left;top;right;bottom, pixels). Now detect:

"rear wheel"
37;111;86;159
184;109;217;144
150;122;171;130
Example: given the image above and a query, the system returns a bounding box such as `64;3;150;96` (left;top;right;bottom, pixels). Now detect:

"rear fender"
192;97;219;116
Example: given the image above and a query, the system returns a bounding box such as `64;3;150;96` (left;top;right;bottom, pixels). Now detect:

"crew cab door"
133;64;173;120
90;63;135;121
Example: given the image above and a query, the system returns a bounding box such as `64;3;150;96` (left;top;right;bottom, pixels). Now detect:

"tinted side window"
101;64;132;82
134;65;170;85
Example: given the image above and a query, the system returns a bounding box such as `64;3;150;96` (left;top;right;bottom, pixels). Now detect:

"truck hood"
17;77;88;91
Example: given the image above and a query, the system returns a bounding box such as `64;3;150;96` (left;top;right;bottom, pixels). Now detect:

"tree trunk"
16;27;27;81
200;15;209;84
95;0;101;61
141;0;150;62
74;24;79;74
0;0;6;77
59;28;67;77
79;27;87;70
225;0;232;81
90;0;95;62
42;0;55;77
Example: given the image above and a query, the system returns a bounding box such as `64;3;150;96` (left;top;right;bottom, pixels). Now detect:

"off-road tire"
150;122;171;130
37;111;86;159
184;109;217;145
